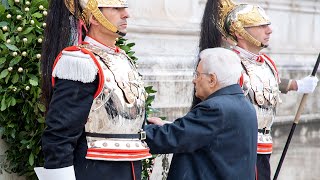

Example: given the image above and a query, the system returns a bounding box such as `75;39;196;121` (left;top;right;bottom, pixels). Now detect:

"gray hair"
199;48;242;88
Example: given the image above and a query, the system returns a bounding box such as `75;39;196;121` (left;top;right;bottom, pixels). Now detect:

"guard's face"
245;24;272;47
193;61;211;101
101;7;130;36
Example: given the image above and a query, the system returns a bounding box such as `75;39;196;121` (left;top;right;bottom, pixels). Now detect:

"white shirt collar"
233;46;261;62
83;36;119;52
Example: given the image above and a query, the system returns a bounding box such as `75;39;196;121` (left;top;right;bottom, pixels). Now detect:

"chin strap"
78;19;88;45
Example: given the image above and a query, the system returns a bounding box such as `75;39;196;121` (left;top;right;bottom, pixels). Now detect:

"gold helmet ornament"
218;0;271;47
64;0;128;36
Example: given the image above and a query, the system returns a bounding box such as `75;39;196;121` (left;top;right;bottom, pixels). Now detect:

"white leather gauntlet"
296;76;318;93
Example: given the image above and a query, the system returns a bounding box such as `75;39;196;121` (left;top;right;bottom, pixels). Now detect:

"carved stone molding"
238;0;320;13
199;0;320;14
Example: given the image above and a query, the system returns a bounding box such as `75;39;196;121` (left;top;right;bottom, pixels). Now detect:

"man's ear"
209;73;217;87
234;32;242;40
89;15;99;26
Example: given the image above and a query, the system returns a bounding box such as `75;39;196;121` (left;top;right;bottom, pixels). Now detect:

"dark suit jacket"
145;84;257;180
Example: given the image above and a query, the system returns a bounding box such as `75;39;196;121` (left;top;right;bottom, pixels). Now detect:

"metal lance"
273;53;320;180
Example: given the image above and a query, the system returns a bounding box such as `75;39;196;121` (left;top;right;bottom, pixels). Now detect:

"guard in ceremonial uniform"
34;0;151;179
215;0;319;179
195;0;319;179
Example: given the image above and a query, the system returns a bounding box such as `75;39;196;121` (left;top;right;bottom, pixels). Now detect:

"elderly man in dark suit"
145;47;257;180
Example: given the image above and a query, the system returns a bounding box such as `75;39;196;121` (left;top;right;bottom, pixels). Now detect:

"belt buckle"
262;128;269;134
259;128;269;135
139;129;146;140
264;129;268;134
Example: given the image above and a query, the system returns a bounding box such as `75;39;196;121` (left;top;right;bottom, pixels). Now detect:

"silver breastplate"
84;45;146;135
241;56;281;130
81;44;151;161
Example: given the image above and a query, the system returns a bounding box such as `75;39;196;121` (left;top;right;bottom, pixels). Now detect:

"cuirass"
84;44;146;135
81;44;151;161
241;55;281;130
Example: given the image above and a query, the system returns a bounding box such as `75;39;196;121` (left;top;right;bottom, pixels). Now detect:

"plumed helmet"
218;0;271;47
64;0;128;36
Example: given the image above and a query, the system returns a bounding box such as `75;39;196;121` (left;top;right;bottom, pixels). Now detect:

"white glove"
296;76;318;93
34;166;76;180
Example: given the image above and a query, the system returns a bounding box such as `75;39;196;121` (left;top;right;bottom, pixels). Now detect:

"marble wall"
126;0;320;121
271;119;320;180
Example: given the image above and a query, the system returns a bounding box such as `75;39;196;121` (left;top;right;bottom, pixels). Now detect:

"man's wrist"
288;79;298;91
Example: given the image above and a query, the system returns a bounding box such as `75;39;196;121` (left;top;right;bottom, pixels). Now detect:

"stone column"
126;0;207;120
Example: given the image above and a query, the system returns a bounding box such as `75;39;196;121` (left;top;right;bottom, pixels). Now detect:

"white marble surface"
126;0;320;119
270;121;320;180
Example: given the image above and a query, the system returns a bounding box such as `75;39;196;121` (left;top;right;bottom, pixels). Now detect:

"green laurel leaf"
21;27;34;35
5;43;19;51
11;73;19;84
0;57;6;65
0;69;9;79
1;97;6;111
31;12;43;18
9;56;22;66
28;153;34;166
29;79;38;86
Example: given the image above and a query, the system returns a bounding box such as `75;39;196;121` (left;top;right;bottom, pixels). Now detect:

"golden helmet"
218;0;271;47
64;0;128;35
79;0;128;8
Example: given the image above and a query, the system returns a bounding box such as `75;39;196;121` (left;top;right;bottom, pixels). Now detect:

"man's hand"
296;76;319;93
147;117;172;126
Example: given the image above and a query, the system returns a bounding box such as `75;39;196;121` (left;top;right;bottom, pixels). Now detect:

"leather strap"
86;131;146;140
258;128;270;135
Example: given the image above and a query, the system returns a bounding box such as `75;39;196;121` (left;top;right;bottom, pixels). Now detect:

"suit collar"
205;84;243;100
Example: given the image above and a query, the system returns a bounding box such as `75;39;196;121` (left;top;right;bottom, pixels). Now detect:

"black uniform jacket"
42;78;141;180
145;84;257;180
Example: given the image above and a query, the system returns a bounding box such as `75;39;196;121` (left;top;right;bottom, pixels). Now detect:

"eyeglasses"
193;71;210;79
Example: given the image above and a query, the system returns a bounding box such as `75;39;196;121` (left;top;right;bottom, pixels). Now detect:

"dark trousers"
256;154;271;180
74;134;142;180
